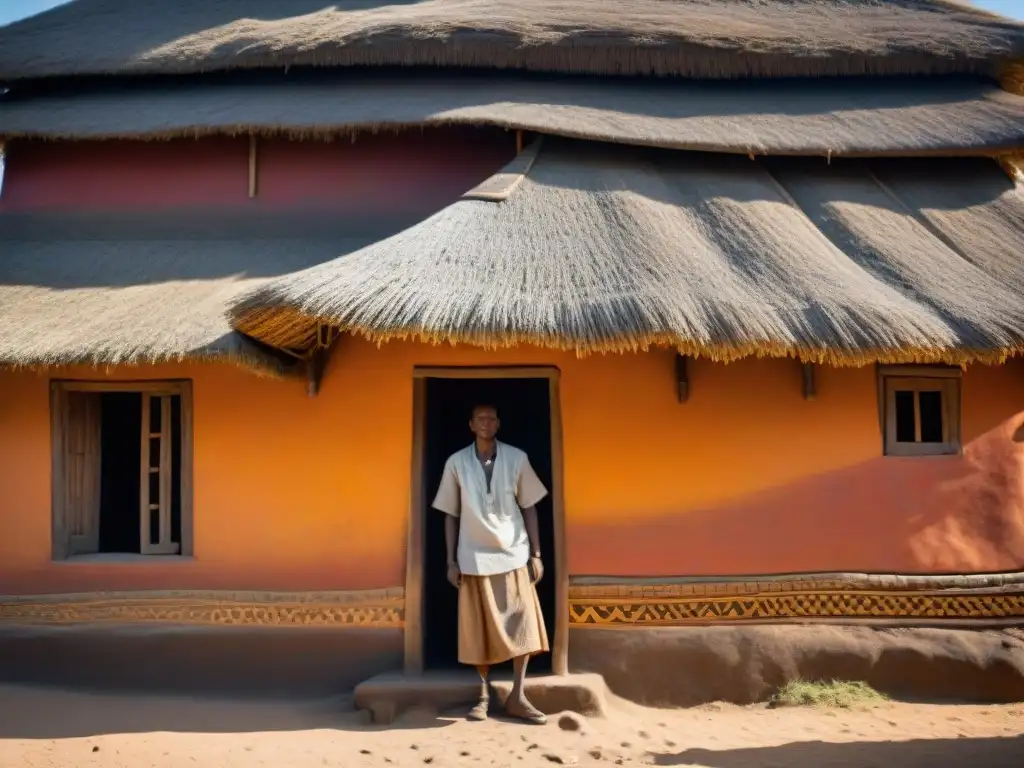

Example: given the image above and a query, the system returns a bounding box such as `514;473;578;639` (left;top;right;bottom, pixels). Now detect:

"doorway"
405;367;567;676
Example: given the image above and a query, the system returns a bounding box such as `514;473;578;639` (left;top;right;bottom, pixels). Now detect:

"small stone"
542;753;578;765
423;759;434;765
460;752;470;757
360;749;372;755
620;742;631;749
664;740;676;747
557;713;585;732
92;746;100;753
587;748;603;760
411;744;420;751
637;730;650;739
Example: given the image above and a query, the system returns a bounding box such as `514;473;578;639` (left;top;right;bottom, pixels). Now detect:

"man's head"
469;404;500;440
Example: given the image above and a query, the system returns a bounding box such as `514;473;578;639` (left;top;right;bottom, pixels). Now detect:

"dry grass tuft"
769;680;889;710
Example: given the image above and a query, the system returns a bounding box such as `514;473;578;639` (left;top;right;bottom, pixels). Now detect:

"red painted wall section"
0;128;515;215
0;137;248;212
256;131;516;216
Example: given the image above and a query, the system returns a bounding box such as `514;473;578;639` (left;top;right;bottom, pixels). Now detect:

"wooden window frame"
50;380;194;561
877;365;961;457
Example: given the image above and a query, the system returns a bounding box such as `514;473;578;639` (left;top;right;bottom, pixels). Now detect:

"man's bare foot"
504;696;547;725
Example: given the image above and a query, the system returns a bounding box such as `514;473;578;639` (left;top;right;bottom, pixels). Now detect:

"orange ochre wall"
1;340;1024;595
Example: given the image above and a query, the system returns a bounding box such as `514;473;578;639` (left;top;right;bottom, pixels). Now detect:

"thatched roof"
0;1;1021;82
0;211;388;375
230;138;1024;366
1;73;1022;158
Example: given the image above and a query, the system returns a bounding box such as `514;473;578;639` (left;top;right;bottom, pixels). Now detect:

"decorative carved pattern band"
568;573;1024;626
0;588;404;627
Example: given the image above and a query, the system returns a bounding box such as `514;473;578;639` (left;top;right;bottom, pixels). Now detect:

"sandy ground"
0;684;1021;768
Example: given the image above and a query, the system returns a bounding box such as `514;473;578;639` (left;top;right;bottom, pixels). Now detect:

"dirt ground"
0;684;1021;768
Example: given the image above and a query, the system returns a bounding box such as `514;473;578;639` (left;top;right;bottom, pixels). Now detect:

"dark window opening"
892;388;945;445
894;390;916;443
918;390;944;443
98;392;142;553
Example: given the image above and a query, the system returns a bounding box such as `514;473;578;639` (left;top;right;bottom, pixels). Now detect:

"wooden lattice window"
50;381;193;560
878;366;961;457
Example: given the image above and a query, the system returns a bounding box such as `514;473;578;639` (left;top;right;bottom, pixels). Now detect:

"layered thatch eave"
0;73;1022;158
0;211;390;376
230;138;1024;366
0;1;1022;82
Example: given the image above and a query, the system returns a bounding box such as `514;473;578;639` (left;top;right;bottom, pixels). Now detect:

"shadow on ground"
0;684;457;738
651;735;1024;768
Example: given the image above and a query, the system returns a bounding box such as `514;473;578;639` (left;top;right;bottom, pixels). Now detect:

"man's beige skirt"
458;565;549;666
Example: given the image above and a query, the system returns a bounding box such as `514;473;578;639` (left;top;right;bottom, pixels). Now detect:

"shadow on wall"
652;735;1024;768
571;413;1024;575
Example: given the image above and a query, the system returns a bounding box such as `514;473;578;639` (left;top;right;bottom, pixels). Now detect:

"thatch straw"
1002;59;1024;94
230;138;1024;366
0;1;1022;82
0;211;387;375
1001;152;1024;182
1;73;1022;158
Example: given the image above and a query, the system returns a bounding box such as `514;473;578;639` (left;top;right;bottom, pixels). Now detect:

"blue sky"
0;0;1022;28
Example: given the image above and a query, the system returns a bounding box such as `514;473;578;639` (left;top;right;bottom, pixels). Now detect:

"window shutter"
64;391;102;556
140;393;180;555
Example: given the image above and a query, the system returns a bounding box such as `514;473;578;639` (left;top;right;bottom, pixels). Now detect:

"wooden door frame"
404;365;568;676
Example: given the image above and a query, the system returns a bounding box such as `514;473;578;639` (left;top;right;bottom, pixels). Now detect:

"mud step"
354;671;609;724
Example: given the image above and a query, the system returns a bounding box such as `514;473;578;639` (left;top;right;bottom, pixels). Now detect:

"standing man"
432;404;549;724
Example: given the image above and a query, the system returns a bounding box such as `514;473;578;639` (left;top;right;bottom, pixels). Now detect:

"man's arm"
522;505;543;583
433;458;462;588
516;456;548;584
445;514;460;585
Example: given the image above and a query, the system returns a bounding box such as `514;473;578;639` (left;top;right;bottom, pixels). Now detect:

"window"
50;381;192;559
879;366;961;456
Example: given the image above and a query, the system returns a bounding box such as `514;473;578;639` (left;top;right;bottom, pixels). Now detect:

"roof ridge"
461;137;544;203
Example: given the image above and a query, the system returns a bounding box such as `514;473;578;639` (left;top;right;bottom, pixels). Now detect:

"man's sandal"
504;699;547;725
467;695;489;721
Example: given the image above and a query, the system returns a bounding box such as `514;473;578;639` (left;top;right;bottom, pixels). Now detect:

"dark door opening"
422;376;555;673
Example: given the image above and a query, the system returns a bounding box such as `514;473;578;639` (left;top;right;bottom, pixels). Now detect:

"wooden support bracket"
802;362;816;401
306;348;329;398
306;324;339;397
675;354;690;403
516;129;524;154
248;135;259;198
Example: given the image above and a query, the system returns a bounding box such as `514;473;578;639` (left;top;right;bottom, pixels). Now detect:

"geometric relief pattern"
569;587;1024;626
0;588;404;628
